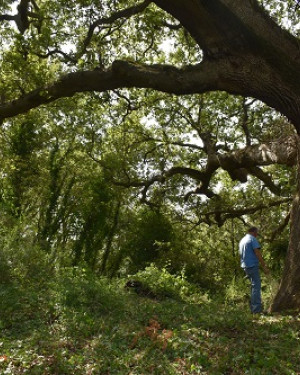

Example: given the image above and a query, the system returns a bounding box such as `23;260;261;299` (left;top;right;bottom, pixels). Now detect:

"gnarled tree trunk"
270;136;300;312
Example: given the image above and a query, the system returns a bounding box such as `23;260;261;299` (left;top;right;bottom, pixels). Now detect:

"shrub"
128;264;198;300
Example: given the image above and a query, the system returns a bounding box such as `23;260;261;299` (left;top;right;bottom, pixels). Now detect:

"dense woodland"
0;0;300;373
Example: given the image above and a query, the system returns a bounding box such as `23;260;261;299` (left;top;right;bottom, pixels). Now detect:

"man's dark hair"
248;226;258;234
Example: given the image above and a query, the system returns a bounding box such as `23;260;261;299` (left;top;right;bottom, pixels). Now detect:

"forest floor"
0;269;299;375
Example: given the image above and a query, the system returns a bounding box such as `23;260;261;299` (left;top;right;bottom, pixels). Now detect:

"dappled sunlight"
1;271;300;374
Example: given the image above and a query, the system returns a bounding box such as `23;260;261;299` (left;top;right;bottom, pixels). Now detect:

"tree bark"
153;0;300;129
270;136;300;312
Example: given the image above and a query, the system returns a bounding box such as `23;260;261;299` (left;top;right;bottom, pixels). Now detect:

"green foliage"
122;208;173;272
0;270;299;375
72;176;112;267
0;220;52;283
0;119;39;216
268;238;289;273
129;263;199;300
0;0;297;317
0;249;12;284
153;220;243;294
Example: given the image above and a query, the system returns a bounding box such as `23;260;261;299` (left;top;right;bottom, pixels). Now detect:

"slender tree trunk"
100;201;121;275
270;135;300;312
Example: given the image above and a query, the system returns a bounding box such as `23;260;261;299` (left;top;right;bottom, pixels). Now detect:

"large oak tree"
0;0;299;311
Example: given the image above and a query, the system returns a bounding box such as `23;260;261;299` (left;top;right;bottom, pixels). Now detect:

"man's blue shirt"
239;233;261;268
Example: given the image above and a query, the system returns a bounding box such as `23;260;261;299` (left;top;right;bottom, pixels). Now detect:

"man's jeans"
244;266;262;313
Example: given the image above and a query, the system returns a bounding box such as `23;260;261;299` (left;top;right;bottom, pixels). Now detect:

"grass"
0;269;300;375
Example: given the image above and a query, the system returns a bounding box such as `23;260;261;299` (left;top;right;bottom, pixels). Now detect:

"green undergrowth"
0;267;299;375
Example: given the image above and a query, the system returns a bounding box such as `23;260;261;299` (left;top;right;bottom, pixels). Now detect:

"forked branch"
110;136;296;205
80;0;152;58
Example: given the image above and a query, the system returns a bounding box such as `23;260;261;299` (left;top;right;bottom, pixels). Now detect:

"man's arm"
254;248;270;275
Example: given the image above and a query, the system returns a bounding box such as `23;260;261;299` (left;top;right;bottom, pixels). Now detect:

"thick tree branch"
110;135;296;203
16;0;30;34
247;166;281;195
153;0;300;62
0;60;220;121
153;0;300;129
1;52;299;130
1;0;300;131
199;198;292;227
219;135;297;168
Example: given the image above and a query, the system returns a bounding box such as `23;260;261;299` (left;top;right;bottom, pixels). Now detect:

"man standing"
239;227;270;314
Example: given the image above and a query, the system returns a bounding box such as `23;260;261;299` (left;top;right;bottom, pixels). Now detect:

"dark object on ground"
125;280;158;299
